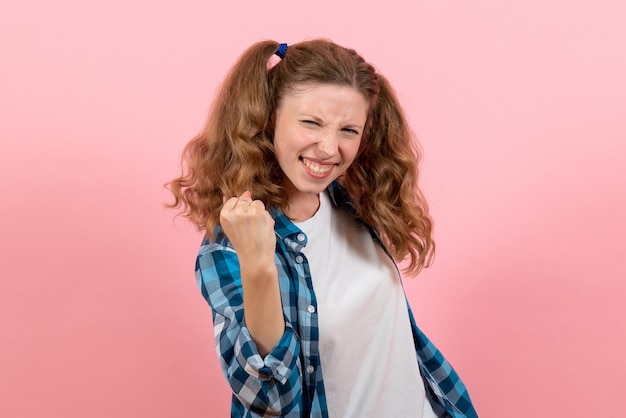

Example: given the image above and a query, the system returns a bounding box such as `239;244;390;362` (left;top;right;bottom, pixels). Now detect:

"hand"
219;191;276;269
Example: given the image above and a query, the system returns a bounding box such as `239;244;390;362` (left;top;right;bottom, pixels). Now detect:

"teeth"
303;159;332;175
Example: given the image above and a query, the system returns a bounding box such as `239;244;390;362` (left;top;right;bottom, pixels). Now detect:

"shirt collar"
269;208;303;241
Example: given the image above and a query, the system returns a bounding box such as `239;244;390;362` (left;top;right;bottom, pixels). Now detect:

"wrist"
240;260;278;284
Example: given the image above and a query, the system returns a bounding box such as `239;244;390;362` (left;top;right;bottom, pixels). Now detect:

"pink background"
2;1;625;417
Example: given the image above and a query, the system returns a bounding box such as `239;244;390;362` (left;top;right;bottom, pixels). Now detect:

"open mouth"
301;157;333;176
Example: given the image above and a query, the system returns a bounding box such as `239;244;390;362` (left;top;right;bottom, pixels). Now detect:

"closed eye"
301;120;320;126
342;128;360;135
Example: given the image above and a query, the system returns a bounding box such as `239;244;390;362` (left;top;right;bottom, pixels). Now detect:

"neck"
286;193;321;222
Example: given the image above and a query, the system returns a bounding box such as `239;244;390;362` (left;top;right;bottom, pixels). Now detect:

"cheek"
275;126;300;153
273;136;299;173
272;132;291;162
342;140;362;164
273;144;289;171
275;129;316;164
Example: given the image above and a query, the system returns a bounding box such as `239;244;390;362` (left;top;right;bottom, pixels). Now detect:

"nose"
317;130;339;158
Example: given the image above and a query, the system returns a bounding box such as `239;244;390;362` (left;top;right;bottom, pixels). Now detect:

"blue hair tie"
275;43;288;59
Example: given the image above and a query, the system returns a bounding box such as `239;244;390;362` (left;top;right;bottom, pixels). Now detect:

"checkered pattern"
195;182;477;418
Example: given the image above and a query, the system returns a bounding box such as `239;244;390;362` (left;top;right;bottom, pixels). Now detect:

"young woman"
168;39;477;418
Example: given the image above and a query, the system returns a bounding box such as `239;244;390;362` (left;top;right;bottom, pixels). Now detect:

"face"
273;83;369;217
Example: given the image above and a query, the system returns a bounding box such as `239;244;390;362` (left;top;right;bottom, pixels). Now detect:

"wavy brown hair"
167;39;435;275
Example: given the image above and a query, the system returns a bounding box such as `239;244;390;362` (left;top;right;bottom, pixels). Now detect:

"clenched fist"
219;191;277;270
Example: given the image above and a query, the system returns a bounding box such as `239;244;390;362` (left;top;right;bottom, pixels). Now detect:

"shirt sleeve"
407;305;478;418
196;243;303;415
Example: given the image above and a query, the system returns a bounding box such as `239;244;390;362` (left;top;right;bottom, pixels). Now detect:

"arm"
195;192;303;414
197;248;303;414
219;191;285;356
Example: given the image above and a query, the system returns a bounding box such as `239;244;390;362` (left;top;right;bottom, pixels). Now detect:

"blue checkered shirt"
196;183;477;417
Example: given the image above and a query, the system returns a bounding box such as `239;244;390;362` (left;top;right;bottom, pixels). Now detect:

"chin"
302;186;329;195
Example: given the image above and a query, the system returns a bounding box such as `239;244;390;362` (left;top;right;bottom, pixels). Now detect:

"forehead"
278;83;369;119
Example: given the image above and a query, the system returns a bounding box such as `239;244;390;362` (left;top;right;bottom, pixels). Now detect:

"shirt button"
295;255;304;263
307;305;315;313
296;233;305;242
306;365;315;374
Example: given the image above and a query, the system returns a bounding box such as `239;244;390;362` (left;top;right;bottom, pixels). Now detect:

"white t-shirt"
296;192;438;418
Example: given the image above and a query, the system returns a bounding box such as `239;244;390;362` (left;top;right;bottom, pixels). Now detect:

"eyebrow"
300;114;324;123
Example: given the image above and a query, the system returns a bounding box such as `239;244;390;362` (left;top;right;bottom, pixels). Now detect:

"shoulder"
195;233;245;313
195;229;237;272
196;233;237;285
326;180;352;209
198;227;233;255
327;181;385;245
